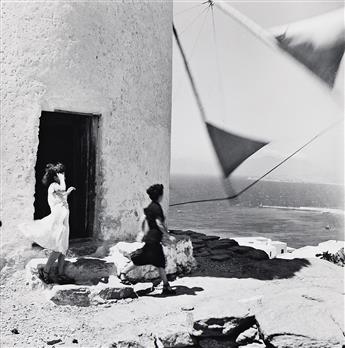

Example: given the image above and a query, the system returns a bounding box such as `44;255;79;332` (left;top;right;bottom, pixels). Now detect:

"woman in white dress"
19;163;75;284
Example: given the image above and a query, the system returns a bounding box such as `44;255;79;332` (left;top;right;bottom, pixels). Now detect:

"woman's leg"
158;268;175;294
44;251;60;273
117;261;135;284
158;267;169;286
121;261;135;275
57;253;65;275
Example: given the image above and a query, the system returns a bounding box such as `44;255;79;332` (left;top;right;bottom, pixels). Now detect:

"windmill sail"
271;8;345;89
171;3;344;205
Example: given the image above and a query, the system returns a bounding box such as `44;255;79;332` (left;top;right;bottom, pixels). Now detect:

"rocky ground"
0;230;344;348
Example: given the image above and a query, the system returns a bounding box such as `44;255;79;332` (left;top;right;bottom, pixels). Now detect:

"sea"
168;175;344;249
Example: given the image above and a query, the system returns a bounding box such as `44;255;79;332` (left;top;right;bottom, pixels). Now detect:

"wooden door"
34;111;99;239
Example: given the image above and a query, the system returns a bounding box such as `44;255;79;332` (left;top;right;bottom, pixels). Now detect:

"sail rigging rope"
180;5;210;35
170;21;344;207
174;3;204;17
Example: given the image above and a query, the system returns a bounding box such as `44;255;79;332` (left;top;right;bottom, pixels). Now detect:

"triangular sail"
271;8;345;88
206;122;268;178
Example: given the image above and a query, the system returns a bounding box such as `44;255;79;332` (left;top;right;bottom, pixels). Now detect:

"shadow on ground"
191;256;310;280
137;285;204;298
170;229;311;281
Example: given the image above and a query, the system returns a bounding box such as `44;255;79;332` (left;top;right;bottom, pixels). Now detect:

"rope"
180;5;210;35
175;3;203;17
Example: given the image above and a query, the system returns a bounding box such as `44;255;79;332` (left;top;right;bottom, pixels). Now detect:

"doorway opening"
34;110;99;239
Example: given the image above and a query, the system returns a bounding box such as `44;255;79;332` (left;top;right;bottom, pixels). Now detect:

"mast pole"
172;24;208;122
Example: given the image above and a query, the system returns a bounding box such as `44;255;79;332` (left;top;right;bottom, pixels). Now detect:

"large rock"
99;286;137;300
256;286;344;348
47;276;136;306
25;257;116;289
267;335;338;348
50;285;91;307
235;326;259;345
156;329;195;347
192;316;256;339
108;235;196;282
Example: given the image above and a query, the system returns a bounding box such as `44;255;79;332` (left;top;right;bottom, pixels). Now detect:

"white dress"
19;182;70;255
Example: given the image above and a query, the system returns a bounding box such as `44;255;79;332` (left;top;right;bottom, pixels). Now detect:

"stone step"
48;276;137;307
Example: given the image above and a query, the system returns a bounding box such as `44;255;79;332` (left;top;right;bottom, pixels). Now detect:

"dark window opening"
34;111;99;239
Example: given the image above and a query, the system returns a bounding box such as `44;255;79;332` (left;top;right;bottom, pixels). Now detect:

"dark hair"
42;162;65;187
146;184;164;202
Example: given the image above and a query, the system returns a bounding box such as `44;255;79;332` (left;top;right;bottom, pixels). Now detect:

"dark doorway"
34;111;99;239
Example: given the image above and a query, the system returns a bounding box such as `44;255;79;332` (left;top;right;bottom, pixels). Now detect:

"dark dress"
131;201;166;268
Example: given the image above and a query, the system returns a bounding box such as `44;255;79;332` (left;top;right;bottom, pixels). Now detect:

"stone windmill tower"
1;1;173;263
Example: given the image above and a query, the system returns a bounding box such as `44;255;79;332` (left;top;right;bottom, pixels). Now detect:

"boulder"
235;326;259;345
193;316;256;339
156;330;195;347
108;236;196;283
46;276;138;306
50;285;91;307
267;335;338;348
256;286;344;348
25;257;116;289
99;286;136;300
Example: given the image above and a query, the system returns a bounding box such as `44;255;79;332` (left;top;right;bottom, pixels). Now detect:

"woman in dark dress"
119;184;176;295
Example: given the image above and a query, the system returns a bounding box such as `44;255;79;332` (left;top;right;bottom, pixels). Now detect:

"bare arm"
54;174;75;196
55;173;66;191
156;219;175;243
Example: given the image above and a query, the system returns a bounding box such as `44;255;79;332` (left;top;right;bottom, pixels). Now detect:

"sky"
171;1;344;185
